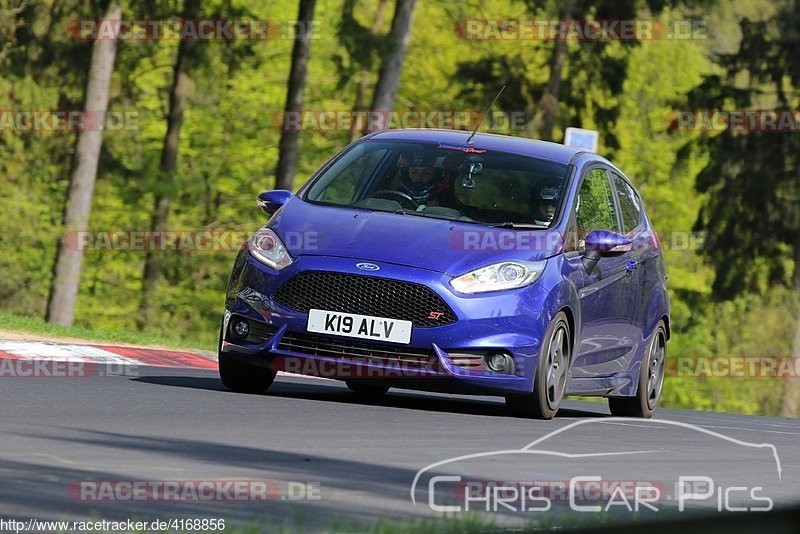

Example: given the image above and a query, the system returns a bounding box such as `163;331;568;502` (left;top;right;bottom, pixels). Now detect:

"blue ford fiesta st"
219;129;669;419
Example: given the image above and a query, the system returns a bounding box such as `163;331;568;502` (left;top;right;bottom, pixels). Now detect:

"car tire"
218;352;276;393
218;323;276;393
608;321;667;418
345;381;390;395
506;311;571;420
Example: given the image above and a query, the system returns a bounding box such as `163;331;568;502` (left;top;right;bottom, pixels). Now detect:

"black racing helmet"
399;151;443;202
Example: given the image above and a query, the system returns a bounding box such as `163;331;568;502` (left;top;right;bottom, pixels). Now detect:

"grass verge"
0;312;214;352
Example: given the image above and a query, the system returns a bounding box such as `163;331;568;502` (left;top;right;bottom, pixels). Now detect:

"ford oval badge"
356;262;380;271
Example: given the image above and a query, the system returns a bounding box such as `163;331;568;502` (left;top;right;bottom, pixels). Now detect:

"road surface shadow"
7;426;797;532
132;375;607;418
0;429;441;529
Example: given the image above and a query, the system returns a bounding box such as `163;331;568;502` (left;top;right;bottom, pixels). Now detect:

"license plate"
307;309;412;344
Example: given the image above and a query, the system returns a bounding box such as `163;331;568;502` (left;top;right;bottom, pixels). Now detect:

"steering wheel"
369;189;419;210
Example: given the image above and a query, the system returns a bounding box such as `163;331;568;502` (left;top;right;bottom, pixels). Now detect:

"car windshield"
303;140;570;228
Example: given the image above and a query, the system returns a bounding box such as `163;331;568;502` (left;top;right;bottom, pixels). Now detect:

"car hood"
269;197;563;275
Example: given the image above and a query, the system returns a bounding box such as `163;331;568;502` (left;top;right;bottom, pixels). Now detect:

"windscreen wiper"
392;208;453;220
484;222;549;229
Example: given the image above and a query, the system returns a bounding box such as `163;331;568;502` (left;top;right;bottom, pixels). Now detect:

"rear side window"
611;174;642;234
575;168;619;233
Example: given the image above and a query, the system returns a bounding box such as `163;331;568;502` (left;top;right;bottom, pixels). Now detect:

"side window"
611;173;642;234
307;147;386;204
564;214;579;253
328;149;386;203
575;168;619;235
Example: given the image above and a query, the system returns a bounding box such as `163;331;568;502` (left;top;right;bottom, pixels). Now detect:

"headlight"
450;260;547;294
248;227;292;270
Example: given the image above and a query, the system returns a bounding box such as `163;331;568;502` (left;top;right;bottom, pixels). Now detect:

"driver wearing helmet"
530;180;562;227
399;151;446;207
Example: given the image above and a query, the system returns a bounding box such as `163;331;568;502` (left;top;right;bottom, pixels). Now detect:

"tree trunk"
274;0;317;191
46;3;120;326
349;0;389;142
535;0;575;141
137;0;199;329
369;0;417;116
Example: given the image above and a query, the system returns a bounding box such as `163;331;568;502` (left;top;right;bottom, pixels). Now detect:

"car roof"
365;129;585;165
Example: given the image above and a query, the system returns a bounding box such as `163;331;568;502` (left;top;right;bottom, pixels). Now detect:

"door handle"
626;260;638;272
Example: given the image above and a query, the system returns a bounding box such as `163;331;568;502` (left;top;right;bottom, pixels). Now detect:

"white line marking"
665;413;800;430
672;423;800;437
600;421;672;429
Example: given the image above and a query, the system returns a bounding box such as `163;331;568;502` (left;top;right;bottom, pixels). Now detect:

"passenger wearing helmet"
530;181;562;227
399;151;446;206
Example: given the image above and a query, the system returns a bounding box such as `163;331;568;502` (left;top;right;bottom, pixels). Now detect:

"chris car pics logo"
410;419;781;514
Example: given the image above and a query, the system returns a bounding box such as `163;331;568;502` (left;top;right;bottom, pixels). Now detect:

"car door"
570;167;640;380
609;171;651;362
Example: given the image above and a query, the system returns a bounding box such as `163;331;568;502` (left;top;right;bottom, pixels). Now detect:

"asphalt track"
1;342;799;531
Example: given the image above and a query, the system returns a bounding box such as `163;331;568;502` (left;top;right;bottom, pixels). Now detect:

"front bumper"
221;251;550;395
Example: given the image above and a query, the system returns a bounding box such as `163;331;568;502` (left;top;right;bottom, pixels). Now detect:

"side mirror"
257;190;293;215
582;230;632;273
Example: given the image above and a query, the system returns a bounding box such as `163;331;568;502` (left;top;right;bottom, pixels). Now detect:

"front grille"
246;320;277;343
278;331;441;370
272;271;457;328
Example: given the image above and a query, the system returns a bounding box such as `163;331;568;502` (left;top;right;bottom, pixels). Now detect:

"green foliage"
575;169;618;232
684;0;800;298
662;287;799;415
0;0;796;416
